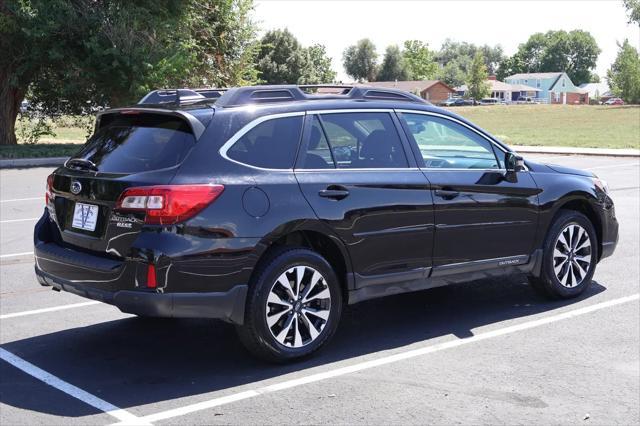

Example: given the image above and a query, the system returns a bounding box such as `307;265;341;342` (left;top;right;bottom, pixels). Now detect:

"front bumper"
36;267;247;324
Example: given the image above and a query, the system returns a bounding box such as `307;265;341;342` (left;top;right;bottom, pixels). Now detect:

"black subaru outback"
34;85;618;362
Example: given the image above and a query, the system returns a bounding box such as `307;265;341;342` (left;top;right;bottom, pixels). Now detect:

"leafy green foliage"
498;30;600;85
343;39;378;82
0;0;259;145
256;28;306;84
434;39;504;87
255;30;335;84
607;39;640;103
623;0;640;25
299;44;336;84
402;40;438;80
467;52;490;101
376;45;409;81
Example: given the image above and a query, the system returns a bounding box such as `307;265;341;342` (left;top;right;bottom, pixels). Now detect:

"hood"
526;160;594;177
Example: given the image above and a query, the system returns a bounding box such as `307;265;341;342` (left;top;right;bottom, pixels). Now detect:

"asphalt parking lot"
1;154;638;425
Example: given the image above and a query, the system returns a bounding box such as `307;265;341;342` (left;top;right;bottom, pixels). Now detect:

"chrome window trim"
218;108;529;173
218;111;305;172
294;168;421;173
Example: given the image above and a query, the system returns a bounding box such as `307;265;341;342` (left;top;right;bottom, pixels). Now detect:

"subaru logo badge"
70;180;82;195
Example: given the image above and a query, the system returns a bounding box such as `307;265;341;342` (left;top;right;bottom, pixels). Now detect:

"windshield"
70;114;196;174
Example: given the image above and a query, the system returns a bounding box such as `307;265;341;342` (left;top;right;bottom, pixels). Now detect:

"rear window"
226;115;303;169
70;114;196;173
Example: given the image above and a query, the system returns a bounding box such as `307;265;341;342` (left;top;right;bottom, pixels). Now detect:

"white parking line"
128;293;639;424
0;348;149;425
0;217;39;224
0;301;101;320
0;197;41;203
0;251;34;259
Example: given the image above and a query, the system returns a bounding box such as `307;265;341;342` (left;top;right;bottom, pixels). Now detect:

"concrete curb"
512;146;640;157
0;157;68;169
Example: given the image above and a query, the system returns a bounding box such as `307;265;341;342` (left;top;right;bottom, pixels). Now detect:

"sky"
254;0;640;82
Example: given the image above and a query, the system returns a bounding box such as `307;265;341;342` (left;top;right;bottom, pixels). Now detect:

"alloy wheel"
553;223;592;288
265;265;332;348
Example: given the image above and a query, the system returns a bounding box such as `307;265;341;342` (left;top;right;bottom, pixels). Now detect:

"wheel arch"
550;194;603;260
251;221;355;297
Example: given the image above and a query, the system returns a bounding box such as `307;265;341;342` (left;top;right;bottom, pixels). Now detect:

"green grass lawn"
2;105;638;159
446;104;640;149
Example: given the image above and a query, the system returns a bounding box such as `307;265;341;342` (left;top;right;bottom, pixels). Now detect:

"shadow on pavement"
0;275;606;418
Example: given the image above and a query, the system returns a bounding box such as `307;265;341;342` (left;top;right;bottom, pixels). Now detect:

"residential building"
579;82;610;101
505;72;589;104
358;80;456;104
454;76;539;101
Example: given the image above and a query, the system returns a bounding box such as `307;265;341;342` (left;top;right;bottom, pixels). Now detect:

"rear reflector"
45;174;54;205
147;264;157;288
115;184;224;225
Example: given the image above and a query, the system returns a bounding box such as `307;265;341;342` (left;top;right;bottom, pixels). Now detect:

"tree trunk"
0;73;24;146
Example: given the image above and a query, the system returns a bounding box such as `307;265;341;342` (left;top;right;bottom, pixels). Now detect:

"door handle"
319;185;349;200
434;189;460;200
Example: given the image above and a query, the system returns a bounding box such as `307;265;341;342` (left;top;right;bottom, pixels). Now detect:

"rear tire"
236;247;343;363
529;210;597;299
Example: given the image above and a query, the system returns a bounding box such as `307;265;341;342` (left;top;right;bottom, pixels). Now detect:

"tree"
255;29;306;84
436;39;505;77
343;39;378;82
0;0;259;146
607;39;640;103
437;62;468;88
499;30;600;85
467;52;490;101
376;45;410;81
299;44;336;84
402;40;438;80
623;0;640;25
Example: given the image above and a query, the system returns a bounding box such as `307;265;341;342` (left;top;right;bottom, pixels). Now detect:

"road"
1;154;638;425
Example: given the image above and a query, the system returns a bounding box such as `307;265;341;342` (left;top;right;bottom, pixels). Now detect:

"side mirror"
506;152;525;173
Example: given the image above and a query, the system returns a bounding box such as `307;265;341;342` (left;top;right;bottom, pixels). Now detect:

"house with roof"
358;80;457;104
505;72;589;104
454;76;540;102
579;82;609;102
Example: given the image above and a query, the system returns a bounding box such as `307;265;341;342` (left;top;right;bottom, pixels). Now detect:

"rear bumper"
36;267;247;324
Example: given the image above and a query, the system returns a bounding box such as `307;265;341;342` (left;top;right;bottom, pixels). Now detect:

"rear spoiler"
95;107;207;140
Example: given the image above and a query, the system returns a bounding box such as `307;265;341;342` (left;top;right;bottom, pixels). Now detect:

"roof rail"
138;84;428;107
214;84;427;107
138;89;206;105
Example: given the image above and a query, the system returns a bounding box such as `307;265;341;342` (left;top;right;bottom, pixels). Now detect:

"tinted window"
319;112;407;169
299;116;335;169
71;114;195;174
227;116;303;169
401;113;500;169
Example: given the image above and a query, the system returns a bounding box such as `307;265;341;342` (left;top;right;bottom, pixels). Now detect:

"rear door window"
317;112;408;169
72;114;195;173
226;115;303;169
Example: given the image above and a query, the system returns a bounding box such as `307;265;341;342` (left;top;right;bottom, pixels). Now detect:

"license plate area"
72;202;99;231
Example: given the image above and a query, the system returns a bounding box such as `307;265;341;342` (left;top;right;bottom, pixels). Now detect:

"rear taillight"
115;184;224;225
45;174;54;205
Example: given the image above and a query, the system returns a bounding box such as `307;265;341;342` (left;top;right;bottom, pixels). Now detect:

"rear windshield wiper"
66;158;98;171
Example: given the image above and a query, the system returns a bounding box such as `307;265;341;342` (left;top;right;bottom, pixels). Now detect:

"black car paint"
34;98;619;323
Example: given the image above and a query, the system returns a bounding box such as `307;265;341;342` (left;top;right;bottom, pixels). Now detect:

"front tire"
236;247;343;362
529;210;597;299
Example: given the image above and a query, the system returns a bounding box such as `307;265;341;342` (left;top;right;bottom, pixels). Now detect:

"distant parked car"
604;98;624;105
440;98;474;107
19;100;30;113
517;96;540;104
479;97;505;105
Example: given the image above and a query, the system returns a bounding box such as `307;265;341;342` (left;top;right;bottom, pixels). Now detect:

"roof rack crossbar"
138;84;428;107
214;85;427;107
